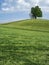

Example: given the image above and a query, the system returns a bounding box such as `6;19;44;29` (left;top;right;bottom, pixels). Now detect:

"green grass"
0;19;49;65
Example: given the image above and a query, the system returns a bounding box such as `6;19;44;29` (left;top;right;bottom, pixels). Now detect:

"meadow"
0;19;49;65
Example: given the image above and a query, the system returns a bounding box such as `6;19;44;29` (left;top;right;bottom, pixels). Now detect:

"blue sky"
0;0;49;23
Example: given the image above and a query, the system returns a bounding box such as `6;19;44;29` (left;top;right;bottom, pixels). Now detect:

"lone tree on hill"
30;6;42;19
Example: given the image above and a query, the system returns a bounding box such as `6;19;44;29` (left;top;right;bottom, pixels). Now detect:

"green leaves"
31;6;42;19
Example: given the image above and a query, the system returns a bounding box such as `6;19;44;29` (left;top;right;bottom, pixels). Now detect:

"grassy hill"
0;19;49;65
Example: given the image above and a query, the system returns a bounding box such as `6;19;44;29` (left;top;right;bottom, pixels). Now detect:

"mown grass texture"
0;19;49;65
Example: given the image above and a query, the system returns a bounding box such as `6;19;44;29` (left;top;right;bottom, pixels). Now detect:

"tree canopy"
31;6;42;19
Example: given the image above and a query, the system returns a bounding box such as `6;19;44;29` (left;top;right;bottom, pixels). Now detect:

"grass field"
0;19;49;65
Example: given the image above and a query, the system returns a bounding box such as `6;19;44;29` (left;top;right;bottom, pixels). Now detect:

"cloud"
17;0;30;8
41;6;49;13
2;6;14;12
0;0;49;13
2;7;10;11
16;0;30;12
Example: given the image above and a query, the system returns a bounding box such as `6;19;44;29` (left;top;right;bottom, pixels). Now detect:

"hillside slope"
1;19;49;32
0;19;49;65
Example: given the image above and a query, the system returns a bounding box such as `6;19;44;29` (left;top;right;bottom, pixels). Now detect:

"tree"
31;6;42;19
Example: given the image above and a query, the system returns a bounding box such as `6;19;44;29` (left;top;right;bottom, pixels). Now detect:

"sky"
0;0;49;23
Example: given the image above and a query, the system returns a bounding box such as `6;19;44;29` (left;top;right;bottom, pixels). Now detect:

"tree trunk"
34;16;37;19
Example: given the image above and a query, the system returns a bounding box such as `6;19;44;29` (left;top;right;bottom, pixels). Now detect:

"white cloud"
41;6;49;12
2;7;14;12
45;0;49;4
2;7;10;11
17;0;30;9
29;0;39;6
1;0;49;13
